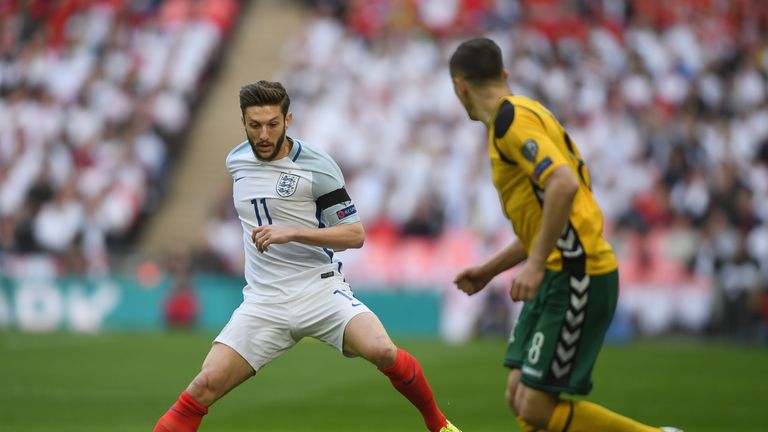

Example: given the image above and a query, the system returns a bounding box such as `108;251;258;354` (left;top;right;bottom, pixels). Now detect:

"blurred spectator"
33;178;82;252
163;248;199;329
715;241;763;341
475;286;512;339
754;286;768;345
400;192;445;238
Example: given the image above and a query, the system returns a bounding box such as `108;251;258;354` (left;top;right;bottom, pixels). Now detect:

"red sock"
153;391;208;432
380;348;447;432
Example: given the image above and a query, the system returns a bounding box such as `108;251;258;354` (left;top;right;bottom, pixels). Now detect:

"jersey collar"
286;136;302;162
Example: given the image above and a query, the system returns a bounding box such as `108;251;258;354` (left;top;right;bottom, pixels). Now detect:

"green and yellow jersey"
488;95;617;275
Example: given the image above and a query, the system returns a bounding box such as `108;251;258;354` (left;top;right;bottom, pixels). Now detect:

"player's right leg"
154;301;295;431
186;342;255;406
505;369;544;432
153;343;254;431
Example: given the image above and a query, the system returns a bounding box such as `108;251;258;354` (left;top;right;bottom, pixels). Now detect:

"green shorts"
504;269;618;395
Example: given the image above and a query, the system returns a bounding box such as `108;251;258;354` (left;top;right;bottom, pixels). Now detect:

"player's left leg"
507;365;660;432
342;312;459;432
305;280;459;431
516;382;668;432
509;270;670;431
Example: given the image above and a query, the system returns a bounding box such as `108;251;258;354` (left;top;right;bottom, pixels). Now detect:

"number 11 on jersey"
251;198;272;226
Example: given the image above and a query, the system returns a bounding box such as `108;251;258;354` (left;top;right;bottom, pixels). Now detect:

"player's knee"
515;389;553;429
367;342;398;369
515;396;543;427
187;369;224;405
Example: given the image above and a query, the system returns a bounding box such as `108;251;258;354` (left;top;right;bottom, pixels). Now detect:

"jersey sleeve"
311;156;361;227
495;104;569;187
225;141;250;178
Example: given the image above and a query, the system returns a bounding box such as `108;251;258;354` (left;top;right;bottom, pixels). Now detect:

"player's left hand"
509;262;544;302
251;225;296;253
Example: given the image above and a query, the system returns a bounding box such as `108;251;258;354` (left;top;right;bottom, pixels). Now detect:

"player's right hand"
453;266;491;296
251;225;296;253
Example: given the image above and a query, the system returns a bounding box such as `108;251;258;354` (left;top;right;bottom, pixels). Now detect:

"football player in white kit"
153;81;461;432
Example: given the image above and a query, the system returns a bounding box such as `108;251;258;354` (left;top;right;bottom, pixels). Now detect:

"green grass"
0;332;766;431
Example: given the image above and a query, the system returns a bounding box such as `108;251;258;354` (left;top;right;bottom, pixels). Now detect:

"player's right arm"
251;221;364;253
454;239;527;295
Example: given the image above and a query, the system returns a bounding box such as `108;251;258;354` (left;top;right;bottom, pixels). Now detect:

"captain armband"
316;188;351;210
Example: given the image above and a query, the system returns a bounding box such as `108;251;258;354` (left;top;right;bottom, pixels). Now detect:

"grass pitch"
1;331;766;431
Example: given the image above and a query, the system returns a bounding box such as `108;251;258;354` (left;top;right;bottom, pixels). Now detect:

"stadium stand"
0;0;239;276
1;0;766;341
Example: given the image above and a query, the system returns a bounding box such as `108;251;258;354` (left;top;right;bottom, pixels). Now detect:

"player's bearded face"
247;124;286;161
243;105;293;161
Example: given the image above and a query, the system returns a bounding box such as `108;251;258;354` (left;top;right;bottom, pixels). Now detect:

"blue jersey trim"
292;140;303;162
315;205;334;262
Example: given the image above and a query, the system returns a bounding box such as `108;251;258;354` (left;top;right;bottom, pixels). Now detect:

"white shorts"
214;278;371;372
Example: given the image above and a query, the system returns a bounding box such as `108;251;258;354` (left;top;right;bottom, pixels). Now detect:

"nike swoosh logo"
170;407;189;418
234;176;245;182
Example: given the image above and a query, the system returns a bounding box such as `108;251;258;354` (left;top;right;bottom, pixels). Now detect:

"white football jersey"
226;137;360;303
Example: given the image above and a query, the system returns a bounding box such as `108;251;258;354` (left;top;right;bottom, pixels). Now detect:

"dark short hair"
449;38;505;84
239;81;290;116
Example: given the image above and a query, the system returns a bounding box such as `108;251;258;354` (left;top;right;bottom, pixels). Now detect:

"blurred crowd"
1;0;766;341
0;0;238;276
205;0;768;340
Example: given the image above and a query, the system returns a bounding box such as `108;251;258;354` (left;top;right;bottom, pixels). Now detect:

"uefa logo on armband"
336;204;357;219
276;172;300;197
